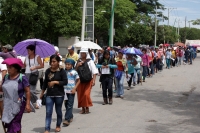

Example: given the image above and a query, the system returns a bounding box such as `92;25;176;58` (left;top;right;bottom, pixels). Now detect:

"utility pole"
178;19;180;42
168;8;177;27
162;14;165;44
154;6;157;47
81;0;86;41
184;16;187;42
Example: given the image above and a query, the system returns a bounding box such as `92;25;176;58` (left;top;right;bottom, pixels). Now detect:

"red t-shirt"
116;61;124;71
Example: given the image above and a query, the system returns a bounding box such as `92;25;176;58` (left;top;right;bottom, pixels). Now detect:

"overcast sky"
158;0;200;29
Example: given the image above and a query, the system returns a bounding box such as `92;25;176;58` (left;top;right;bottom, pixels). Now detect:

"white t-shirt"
25;55;39;73
0;58;7;82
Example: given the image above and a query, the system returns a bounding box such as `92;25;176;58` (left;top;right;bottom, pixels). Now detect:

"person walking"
1;58;31;133
96;50;117;105
66;46;79;62
40;55;68;133
24;45;44;109
63;58;80;126
165;48;172;69
75;48;98;114
126;54;137;88
141;48;149;82
115;50;127;99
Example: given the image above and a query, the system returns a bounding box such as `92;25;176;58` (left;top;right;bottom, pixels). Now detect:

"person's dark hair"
142;48;147;52
103;50;110;58
12;64;21;73
49;54;61;65
26;45;35;53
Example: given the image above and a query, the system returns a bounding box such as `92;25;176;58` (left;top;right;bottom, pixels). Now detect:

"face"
27;49;34;55
2;47;7;53
80;52;87;58
142;50;146;54
68;49;73;54
104;53;110;59
50;58;59;69
65;63;73;70
118;52;123;58
7;65;18;75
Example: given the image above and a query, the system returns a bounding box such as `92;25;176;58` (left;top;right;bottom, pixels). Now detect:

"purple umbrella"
125;47;143;56
14;39;55;58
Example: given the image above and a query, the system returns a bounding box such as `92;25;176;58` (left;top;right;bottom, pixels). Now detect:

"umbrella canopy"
125;47;143;55
14;39;55;58
174;42;185;47
73;41;102;50
163;43;170;47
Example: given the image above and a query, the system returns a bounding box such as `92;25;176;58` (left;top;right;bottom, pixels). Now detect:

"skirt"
5;102;26;133
77;80;93;108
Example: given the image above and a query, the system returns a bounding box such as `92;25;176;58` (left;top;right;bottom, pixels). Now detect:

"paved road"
1;56;200;133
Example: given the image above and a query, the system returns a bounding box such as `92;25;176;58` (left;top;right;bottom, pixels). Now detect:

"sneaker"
63;120;70;126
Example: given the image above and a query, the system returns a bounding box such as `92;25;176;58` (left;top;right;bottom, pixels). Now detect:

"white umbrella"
73;41;102;50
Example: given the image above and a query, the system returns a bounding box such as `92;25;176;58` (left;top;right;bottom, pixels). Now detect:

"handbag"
41;94;46;105
29;56;39;85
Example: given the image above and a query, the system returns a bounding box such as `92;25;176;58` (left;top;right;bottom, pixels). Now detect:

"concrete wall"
58;36;80;56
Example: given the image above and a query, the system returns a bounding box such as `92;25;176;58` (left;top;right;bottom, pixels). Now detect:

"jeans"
127;73;134;87
189;55;192;64
177;57;182;65
150;62;154;75
64;94;75;122
102;77;113;98
134;69;141;83
166;58;171;68
115;72;125;96
45;96;64;131
142;66;148;81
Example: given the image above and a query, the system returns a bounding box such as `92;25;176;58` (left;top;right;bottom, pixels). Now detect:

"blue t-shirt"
127;60;135;74
64;69;79;93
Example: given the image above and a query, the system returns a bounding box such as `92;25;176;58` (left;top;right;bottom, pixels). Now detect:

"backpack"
77;59;92;83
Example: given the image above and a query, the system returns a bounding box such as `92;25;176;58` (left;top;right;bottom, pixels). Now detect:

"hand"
77;62;83;67
101;65;106;69
92;80;95;86
30;66;36;71
105;65;109;68
25;104;31;113
71;88;76;94
48;81;55;88
40;93;44;99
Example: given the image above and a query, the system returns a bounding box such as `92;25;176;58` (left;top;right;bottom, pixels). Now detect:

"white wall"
58;36;79;56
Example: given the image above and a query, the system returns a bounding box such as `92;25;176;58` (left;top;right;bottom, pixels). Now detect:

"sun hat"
80;47;88;53
54;46;59;52
2;58;23;68
3;44;13;50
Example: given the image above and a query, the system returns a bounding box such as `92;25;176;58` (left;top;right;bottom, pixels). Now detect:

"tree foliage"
0;0;82;45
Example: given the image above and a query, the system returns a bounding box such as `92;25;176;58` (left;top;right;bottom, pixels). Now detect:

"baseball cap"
3;44;13;50
68;45;74;50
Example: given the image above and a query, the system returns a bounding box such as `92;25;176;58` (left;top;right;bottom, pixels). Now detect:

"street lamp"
81;0;86;41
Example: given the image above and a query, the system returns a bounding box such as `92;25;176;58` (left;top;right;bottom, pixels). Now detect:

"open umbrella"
14;39;55;58
73;41;102;50
125;47;143;56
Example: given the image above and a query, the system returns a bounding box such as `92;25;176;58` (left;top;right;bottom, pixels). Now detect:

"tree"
0;0;82;45
192;19;200;25
94;0;136;46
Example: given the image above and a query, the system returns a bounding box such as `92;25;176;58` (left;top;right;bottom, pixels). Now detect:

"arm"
56;69;68;86
24;86;31;113
92;74;96;86
108;64;117;69
36;56;44;69
71;78;80;94
96;64;102;68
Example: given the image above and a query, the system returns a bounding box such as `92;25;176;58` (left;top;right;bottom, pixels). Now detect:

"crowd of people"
0;43;197;133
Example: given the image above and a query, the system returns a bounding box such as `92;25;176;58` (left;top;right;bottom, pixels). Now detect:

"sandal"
55;127;61;132
79;108;85;114
85;107;90;114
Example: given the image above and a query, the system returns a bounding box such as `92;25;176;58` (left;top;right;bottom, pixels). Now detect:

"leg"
115;78;120;97
64;94;75;125
119;73;125;97
127;73;133;87
101;78;108;104
45;97;54;132
107;78;113;104
54;96;64;131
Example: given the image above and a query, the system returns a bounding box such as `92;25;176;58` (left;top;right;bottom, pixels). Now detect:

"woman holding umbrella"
24;45;44;97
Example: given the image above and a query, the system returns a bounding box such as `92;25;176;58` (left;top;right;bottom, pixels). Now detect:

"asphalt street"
1;55;200;133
